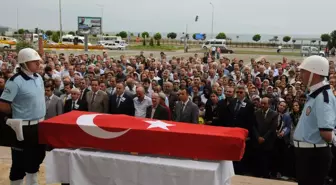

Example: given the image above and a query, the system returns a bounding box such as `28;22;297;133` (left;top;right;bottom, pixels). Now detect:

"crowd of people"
1;49;336;184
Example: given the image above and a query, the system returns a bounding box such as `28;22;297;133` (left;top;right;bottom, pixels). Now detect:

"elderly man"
133;86;152;118
146;93;169;120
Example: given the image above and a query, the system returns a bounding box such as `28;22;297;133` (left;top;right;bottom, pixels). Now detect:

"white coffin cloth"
46;149;235;185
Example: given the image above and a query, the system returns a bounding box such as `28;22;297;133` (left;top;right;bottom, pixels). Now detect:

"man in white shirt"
133;86;152;118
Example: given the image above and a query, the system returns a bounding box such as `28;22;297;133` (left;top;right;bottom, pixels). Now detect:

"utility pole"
59;0;63;43
184;24;188;53
16;8;19;31
210;2;214;39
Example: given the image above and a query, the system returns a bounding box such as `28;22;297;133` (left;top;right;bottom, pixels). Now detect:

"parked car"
218;46;234;54
103;43;126;50
0;43;10;49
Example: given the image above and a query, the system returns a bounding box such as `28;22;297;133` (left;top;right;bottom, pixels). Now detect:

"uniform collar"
19;70;38;80
309;80;328;95
309;84;330;99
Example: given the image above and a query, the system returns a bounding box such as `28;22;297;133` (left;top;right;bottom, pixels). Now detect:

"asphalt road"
45;48;306;64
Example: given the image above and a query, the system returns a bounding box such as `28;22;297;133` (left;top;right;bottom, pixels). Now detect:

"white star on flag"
145;120;175;130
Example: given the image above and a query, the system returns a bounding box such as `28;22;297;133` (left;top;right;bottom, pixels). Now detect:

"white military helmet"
298;55;329;76
18;48;42;64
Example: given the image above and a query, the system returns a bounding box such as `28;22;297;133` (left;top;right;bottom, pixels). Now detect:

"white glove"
332;129;336;146
6;119;24;141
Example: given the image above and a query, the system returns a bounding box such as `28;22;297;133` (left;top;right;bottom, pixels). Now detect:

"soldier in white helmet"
293;55;336;185
0;48;46;185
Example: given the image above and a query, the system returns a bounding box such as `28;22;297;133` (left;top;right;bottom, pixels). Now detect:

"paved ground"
47;48;305;64
0;147;296;185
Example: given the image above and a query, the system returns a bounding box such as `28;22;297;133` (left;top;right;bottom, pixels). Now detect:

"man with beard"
216;86;235;127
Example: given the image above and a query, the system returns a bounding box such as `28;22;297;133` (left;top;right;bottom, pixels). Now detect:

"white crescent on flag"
76;114;130;139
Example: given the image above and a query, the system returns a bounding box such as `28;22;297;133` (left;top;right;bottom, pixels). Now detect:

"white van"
202;39;226;49
114;40;128;46
61;35;92;46
301;46;325;57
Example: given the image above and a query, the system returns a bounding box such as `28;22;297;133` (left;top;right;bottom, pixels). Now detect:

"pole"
84;34;88;52
210;2;214;39
184;24;188;53
59;0;63;43
101;7;103;35
16;8;19;31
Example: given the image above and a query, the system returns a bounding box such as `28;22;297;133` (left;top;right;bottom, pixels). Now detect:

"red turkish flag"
39;111;248;161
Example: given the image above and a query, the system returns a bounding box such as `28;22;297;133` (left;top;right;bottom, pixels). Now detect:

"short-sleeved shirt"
293;81;336;144
133;96;152;118
0;71;46;120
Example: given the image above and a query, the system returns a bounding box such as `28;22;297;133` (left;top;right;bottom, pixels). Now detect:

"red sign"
39;111;248;161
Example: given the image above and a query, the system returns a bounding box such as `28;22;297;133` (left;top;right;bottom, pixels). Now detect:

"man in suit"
86;78;109;113
253;97;279;178
163;82;178;113
226;85;257;175
60;82;72;105
79;78;90;101
45;84;63;119
64;88;88;113
158;69;172;87
216;86;235;127
109;82;135;116
173;88;199;124
146;93;169;120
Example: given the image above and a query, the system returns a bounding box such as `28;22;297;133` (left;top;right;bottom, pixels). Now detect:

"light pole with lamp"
210;2;214;39
59;0;63;43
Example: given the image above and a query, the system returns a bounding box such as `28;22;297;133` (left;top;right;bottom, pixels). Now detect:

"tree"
167;32;177;39
252;34;261;42
321;33;331;42
154;33;162;46
16;41;34;52
116;33;120;37
149;38;154;46
283;36;291;43
141;32;149;39
193;33;196;40
51;32;60;43
18;29;25;34
45;30;53;37
216;32;226;39
119;31;127;38
130;33;134;36
68;31;75;36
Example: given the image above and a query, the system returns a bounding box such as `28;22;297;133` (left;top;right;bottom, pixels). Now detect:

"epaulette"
309;85;330;103
9;73;20;81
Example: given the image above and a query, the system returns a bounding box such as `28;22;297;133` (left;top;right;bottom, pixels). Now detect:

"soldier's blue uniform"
0;70;46;182
294;81;336;185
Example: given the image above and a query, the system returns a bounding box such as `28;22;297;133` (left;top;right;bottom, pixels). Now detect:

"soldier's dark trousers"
9;124;46;181
295;146;332;185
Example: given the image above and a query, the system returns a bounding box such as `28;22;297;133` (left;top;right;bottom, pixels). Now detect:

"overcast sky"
1;0;335;35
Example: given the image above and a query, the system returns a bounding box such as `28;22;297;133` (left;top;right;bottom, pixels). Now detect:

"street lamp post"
210;2;214;39
59;0;63;43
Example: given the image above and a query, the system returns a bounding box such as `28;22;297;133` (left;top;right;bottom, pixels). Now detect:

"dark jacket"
64;99;88;113
146;104;169;120
109;93;135;116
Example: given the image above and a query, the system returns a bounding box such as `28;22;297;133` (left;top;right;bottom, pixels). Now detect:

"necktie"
72;101;75;110
80;90;84;100
181;103;185;114
116;96;121;108
91;92;96;104
234;101;241;113
46;97;50;108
